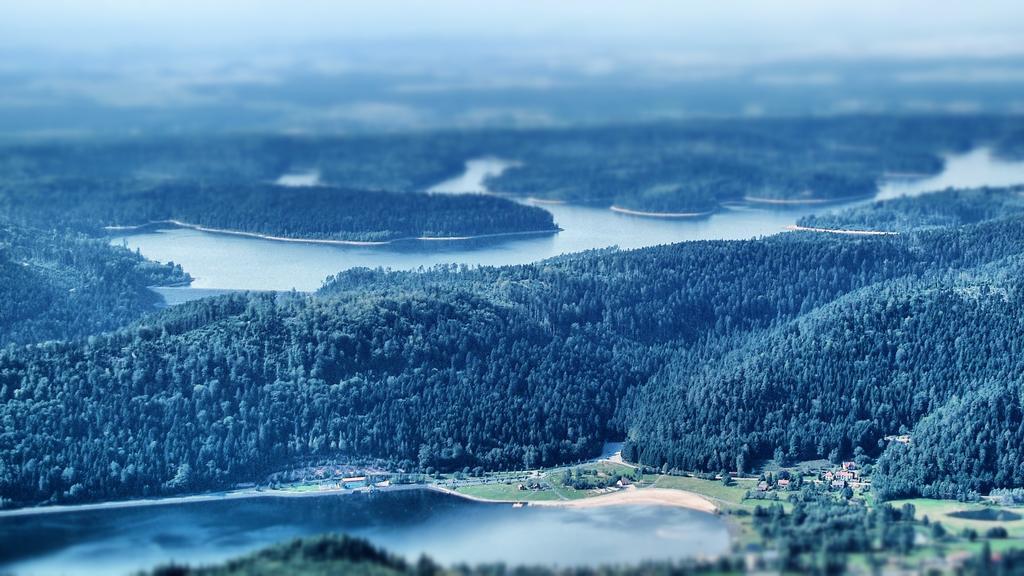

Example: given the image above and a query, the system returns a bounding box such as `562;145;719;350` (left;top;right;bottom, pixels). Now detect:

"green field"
454;461;641;502
279;483;330;493
649;475;761;507
888;498;1024;538
454;482;563;502
539;461;641;500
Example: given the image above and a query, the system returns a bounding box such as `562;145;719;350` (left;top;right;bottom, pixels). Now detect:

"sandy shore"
534;487;717;513
105;220;558;246
433;485;717;514
610;206;714;218
785;224;898;236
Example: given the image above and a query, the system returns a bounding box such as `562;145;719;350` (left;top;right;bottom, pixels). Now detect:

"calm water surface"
0;490;730;575
113;149;1024;292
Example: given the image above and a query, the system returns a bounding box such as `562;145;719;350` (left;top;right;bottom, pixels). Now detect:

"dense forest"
798;186;1024;232
145;534;747;576
0;179;558;242
2;116;1023;214
623;249;1024;497
6;187;1024;506
146;527;1018;576
0;222;189;346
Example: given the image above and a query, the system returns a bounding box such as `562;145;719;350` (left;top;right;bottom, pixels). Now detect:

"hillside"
5;189;1024;506
144;534;742;576
3;116;1023;215
0;222;189;346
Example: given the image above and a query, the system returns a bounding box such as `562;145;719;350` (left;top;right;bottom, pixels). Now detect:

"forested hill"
143;534;745;576
797;186;1024;232
622;250;1024;497
3;116;1023;215
142;531;1024;576
6;188;1024;507
0;180;558;243
0;222;189;347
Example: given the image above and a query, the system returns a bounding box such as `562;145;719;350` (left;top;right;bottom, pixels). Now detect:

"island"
0;180;559;244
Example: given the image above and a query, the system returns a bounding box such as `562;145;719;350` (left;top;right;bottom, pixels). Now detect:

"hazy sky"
3;1;1023;134
3;0;1023;61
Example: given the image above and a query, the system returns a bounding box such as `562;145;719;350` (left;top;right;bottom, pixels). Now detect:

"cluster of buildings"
822;461;867;488
753;461;870;493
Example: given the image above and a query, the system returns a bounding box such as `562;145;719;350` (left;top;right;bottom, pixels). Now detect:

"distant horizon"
4;1;1024;61
2;2;1024;134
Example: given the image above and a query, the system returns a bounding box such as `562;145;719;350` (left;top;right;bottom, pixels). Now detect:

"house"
777;479;790;488
517;483;527;491
757;481;770;492
841;461;858;471
616;477;632;488
835;470;856;481
823;471;835;481
831;480;846;489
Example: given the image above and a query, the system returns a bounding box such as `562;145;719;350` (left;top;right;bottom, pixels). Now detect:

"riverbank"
609;205;715;218
105;219;560;246
785;224;898;236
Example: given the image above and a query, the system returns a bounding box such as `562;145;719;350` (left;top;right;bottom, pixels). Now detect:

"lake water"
112;149;1024;293
0;489;730;575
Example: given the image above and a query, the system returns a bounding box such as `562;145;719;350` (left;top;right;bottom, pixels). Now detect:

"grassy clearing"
454;483;562;502
888;498;1024;538
649;475;764;507
279;483;329;493
539;461;641;500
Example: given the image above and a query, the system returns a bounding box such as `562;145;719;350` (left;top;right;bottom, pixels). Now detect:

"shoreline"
881;171;935;180
0;482;717;519
0;484;427;519
743;193;873;206
609;206;715;218
785;224;898;236
105;220;560;246
430;484;718;514
525;197;568;205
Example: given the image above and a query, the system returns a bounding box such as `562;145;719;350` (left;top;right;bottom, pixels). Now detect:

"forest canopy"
0;180;558;243
2;115;1023;215
5;187;1024;506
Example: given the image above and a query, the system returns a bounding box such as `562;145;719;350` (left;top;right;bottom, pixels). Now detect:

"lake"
0;489;730;575
113;148;1024;293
